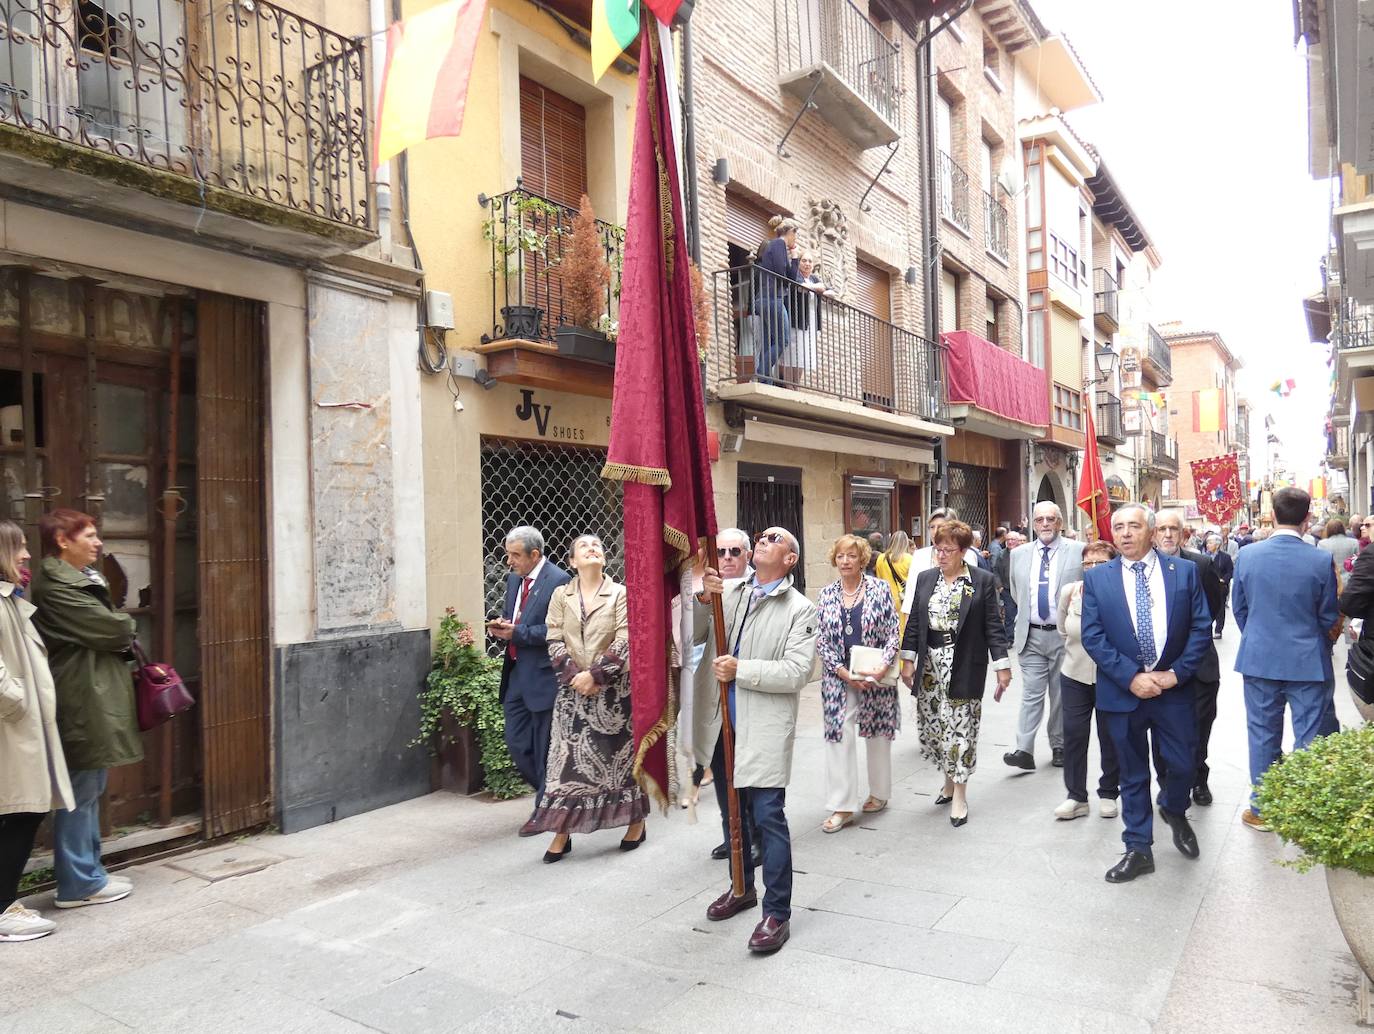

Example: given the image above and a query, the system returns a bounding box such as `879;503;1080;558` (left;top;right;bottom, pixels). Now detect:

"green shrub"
415;609;530;800
1256;724;1374;875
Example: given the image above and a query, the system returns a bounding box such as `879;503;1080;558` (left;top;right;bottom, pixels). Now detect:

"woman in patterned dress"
520;535;647;861
899;520;1011;827
815;534;901;834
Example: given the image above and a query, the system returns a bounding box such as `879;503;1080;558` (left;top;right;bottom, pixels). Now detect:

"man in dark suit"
487;526;570;798
1231;487;1340;832
1081;503;1212;884
1153;513;1224;806
1203;533;1234;639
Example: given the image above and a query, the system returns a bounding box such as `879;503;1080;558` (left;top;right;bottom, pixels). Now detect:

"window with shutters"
519;77;589;208
725;193;776;260
940;267;960;334
853;259;894;410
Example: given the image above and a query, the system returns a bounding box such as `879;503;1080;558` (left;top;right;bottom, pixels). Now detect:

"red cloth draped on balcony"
600;23;717;808
941;331;1050;427
1076;405;1114;544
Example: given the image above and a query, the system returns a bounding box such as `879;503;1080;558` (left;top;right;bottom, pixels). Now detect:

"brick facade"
1160;331;1240;509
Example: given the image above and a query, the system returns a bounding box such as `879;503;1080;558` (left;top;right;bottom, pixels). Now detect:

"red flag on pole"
1077;403;1114;543
643;0;683;23
601;23;717;807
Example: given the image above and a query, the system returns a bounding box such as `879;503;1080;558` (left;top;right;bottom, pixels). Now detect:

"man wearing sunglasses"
695;526;817;954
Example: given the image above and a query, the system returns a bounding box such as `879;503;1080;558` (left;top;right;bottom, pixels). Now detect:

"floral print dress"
917;567;981;782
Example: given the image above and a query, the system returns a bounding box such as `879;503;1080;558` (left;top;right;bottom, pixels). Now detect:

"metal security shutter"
519;77;589;208
725;193;775;256
948;463;990;536
737;463;805;589
853;258;892;319
479;438;624;656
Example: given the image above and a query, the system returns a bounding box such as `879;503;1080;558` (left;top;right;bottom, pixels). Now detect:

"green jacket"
29;557;142;771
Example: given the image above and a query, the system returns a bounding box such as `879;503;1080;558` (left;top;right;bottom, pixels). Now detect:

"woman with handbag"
816;534;901;834
899;520;1011;828
874;531;912;637
29;509;138;909
0;520;74;941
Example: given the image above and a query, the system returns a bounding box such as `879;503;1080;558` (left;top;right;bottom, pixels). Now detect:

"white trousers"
824;687;893;812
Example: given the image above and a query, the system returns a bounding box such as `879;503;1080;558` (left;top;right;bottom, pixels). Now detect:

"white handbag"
847;644;898;688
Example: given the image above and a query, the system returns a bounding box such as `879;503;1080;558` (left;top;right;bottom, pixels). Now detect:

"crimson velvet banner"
1191;454;1244;525
601;24;717;808
941;331;1050;427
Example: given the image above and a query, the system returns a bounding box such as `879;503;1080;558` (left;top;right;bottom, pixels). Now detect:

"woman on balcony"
815;535;901;833
519;534;647;861
785;252;826;386
752;216;801;384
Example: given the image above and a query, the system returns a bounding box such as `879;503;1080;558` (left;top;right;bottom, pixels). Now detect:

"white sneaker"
0;902;56;941
1053;799;1089;821
54;881;132;909
1099;798;1119;819
105;875;132;889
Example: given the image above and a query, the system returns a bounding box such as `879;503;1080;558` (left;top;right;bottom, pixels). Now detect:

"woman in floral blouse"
815;534;901;834
900;520;1011;827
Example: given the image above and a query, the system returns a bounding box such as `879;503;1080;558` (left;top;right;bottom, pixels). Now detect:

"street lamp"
1092;346;1119;384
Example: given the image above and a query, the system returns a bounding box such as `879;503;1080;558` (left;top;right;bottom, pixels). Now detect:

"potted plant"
414;609;528;799
483;191;563;341
555;193;615;364
1257;724;1374;988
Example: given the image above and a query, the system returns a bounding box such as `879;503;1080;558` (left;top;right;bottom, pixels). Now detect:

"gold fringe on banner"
601;461;673;486
633;646;680;813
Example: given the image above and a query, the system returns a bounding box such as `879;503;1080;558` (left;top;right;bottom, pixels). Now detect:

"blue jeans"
54;768;109;901
1243;676;1329;814
754;298;790;383
739;786;792;922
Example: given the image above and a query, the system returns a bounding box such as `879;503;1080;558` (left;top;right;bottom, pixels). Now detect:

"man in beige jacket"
694;526;817;954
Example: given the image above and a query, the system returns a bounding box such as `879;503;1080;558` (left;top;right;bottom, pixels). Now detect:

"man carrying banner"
696;528;817;954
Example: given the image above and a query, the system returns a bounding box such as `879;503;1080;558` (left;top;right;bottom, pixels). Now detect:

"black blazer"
901;565;1008;701
1341;546;1374;635
1179;549;1222;683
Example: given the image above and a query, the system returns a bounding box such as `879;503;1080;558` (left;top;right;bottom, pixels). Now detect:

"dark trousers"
709;731;757;854
503;694;553;796
1103;694;1198;855
755;298;790;382
1214;584;1228;635
0;812;44;912
1060;675;1120;803
740;787;792;922
1150;679;1220;792
1001;592;1017;647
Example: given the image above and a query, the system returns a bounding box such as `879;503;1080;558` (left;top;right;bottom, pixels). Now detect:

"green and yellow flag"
592;0;640;81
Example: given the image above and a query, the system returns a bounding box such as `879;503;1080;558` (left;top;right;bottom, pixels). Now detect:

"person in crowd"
1318;518;1359;587
1357;516;1372;551
1228;524;1252;556
697;527;817;954
988;526;1009;566
489;526;571;801
29;509;138;909
864;532;885;575
1348;514;1364;544
753;216;801;384
971;529;993;570
1303;521;1323;546
1230;487;1339;833
1154;513;1225;807
1080;503;1212;883
1252;526;1273;541
694;528;755;861
1203;533;1233;639
875;531;912;637
1051;539;1120;821
519;535;646;861
785;252;825;385
900;520;1011;828
899;510;980;619
1004;501;1084;771
0;520;73;941
816;535;901;833
994;530;1024;647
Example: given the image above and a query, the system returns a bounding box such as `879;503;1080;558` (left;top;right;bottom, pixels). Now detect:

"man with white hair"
1004;501;1085;770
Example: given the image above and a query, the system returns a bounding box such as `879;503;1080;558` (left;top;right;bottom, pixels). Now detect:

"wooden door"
853;258;894;410
197;293;271;837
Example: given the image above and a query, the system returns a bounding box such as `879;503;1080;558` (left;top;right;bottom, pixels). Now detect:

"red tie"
508;576;533;660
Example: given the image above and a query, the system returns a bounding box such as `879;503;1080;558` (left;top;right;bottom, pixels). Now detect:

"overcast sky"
1030;0;1332;482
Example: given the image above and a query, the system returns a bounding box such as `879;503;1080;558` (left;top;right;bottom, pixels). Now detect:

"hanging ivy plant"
414;609;529;800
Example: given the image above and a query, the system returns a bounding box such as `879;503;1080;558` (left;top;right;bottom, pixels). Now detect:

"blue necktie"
1037;545;1051;621
1132;560;1157;669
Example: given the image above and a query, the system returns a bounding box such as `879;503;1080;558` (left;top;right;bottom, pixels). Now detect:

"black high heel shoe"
934;792;954;806
543;836;572;863
950;809;969;828
619;827;647;852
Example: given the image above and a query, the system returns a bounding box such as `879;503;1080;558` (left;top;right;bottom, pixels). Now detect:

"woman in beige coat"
519;534;647;861
0;520;74;942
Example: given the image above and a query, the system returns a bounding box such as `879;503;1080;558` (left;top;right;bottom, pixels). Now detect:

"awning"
1304;294;1332;344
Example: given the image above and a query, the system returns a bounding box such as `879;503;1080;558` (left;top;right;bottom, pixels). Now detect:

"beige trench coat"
0;582;75;815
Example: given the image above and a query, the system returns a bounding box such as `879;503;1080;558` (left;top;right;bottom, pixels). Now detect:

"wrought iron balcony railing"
0;0;370;228
1095;391;1124;443
1336;311;1374;351
709;264;947;423
480;185;625;344
1146;324;1172;380
939;150;970;233
1149;430;1179;475
983;189;1008;262
774;0;900;126
1094;268;1119;327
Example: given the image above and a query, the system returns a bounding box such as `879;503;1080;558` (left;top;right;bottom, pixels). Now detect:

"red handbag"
132;642;195;732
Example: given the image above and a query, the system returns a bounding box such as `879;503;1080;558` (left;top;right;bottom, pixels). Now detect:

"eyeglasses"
933;546;962;557
717;546;744;558
755;532;787;546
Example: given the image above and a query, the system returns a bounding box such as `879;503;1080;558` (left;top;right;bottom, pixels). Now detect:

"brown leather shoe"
748;915;790;953
1241;808;1272;832
706;887;758;921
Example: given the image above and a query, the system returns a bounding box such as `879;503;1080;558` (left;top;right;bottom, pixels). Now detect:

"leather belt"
926;628;956;649
1028;622;1058;632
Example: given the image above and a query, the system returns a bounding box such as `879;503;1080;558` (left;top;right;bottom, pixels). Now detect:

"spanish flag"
1311;477;1327;500
1192;388;1225;433
375;0;489;164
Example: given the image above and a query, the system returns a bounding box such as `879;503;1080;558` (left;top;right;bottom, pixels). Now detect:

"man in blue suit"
1081;503;1213;884
1231;487;1340;832
487;526;570;798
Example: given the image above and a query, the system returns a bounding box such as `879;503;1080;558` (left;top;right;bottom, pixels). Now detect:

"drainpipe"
682;21;701;266
370;0;393;261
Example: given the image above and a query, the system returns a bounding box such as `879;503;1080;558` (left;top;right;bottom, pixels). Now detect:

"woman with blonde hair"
0;520;74;941
874;531;912;636
753;215;801;384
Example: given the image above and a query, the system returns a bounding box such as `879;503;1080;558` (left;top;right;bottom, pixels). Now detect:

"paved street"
2;625;1366;1034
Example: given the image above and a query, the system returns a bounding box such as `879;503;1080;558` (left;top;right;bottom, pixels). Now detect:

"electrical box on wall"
425;290;455;330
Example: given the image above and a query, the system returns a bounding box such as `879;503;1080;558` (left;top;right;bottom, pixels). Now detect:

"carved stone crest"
804;196;851;300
